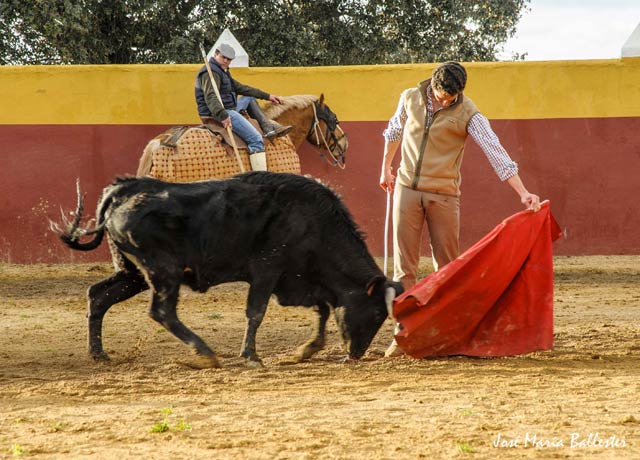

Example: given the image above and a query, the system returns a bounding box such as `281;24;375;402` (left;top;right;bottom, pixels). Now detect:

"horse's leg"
87;269;148;361
294;302;330;362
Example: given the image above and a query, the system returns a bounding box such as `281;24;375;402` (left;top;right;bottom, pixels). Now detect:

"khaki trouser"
393;183;460;289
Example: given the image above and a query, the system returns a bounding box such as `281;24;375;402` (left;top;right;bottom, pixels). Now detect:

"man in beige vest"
379;61;541;357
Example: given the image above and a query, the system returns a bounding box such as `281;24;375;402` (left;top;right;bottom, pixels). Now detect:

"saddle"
145;120;300;183
193;115;261;150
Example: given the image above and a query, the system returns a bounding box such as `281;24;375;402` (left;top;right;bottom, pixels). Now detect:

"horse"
136;94;347;181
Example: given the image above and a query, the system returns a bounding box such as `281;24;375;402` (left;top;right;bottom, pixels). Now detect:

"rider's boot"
246;98;293;139
249;151;268;171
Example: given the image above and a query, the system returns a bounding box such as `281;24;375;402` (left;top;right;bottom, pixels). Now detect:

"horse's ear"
318;93;325;107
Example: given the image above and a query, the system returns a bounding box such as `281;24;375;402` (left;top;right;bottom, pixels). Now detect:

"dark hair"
431;61;467;95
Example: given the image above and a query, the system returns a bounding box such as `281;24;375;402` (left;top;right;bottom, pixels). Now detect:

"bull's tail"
50;179;112;252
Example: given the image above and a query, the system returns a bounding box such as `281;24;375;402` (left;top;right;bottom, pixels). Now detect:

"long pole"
383;190;391;276
199;43;245;173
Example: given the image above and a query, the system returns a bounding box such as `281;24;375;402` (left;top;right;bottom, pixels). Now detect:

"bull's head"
334;276;404;359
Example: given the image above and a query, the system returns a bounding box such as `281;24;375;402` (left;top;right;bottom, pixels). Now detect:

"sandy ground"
0;256;639;459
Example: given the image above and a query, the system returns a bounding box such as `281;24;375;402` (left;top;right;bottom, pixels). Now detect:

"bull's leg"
240;279;276;367
148;280;221;369
87;270;148;361
294;302;330;362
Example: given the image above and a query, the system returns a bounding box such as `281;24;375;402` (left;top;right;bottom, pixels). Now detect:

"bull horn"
385;286;396;318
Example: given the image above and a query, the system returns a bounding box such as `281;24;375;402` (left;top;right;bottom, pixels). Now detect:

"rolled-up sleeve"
468;113;519;181
382;95;407;142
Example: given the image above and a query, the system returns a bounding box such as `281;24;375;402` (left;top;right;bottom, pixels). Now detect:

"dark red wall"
1;117;639;263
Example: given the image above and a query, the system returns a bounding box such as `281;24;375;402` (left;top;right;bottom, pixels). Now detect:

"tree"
0;0;529;65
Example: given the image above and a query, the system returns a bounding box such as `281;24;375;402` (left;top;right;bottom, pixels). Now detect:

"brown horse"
136;94;348;179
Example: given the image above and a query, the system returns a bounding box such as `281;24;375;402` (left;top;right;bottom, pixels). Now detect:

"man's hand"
379;167;396;193
269;95;284;104
221;116;232;129
521;192;541;212
380;139;400;193
506;174;541;212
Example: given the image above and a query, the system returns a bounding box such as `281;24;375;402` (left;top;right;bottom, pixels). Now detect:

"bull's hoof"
294;342;324;362
245;358;264;368
337;356;358;364
291;355;306;364
90;351;111;362
181;354;222;369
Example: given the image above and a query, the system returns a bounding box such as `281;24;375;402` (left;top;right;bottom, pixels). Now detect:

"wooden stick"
199;43;245;173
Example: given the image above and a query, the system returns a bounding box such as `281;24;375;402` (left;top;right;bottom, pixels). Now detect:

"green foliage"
0;0;530;65
456;440;476;453
174;419;192;431
10;443;25;457
150;407;172;433
150;407;192;433
0;0;213;64
150;420;170;433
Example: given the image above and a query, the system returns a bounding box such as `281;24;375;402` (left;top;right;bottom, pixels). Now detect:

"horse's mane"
263;95;317;119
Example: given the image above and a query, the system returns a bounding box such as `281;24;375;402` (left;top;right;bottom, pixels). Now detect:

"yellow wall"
2;58;640;125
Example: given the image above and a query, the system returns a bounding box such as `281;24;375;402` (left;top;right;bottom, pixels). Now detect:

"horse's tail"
137;132;171;177
50;180;114;252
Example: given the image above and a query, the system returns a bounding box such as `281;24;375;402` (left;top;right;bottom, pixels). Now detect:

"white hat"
216;43;236;59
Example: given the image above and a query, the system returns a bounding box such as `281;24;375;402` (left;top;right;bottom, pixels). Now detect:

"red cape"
393;201;562;358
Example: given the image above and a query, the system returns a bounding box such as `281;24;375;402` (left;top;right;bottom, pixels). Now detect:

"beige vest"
397;79;479;196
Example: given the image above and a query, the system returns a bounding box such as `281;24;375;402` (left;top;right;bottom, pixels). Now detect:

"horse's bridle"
306;101;348;169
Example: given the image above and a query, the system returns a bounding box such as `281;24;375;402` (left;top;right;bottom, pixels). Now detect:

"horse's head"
306;94;348;169
265;94;348;168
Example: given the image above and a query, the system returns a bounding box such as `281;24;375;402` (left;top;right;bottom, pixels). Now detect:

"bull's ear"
366;275;386;296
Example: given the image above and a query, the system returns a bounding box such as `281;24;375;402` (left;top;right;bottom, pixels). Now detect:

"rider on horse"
194;43;292;171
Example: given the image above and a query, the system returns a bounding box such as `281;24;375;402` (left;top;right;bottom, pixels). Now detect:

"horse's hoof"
181;354;222;369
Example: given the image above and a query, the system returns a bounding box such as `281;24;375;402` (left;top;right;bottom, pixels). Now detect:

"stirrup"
274;125;293;137
264;125;293;139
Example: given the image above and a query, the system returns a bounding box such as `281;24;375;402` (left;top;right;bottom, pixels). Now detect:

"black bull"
53;172;403;368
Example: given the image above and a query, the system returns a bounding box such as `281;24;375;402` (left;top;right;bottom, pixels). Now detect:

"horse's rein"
309;102;347;169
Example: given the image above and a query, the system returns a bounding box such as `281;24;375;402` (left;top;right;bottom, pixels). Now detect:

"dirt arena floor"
0;256;638;459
